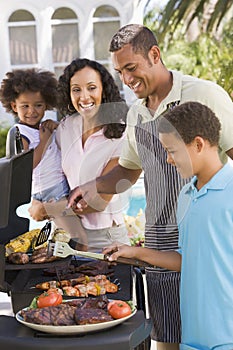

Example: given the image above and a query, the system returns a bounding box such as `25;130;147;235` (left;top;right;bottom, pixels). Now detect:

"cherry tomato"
37;290;63;308
107;300;132;319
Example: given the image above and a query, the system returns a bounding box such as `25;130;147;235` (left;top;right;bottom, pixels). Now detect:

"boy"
103;101;233;349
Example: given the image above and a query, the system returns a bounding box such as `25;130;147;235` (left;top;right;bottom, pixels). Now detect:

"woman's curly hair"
0;68;58;117
57;58;128;139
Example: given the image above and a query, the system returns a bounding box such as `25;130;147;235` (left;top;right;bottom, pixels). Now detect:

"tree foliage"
144;2;233;98
145;0;233;41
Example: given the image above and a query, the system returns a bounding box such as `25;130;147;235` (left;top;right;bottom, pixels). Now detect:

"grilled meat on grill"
31;247;57;264
7;252;29;264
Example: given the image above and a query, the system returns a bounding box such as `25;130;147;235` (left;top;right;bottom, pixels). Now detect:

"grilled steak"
31;246;57;264
81;295;109;310
75;308;113;325
21;303;76;325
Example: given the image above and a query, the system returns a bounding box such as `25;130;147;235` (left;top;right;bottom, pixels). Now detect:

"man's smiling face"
111;44;158;99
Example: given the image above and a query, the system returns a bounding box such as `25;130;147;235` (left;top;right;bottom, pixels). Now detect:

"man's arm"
67;164;142;210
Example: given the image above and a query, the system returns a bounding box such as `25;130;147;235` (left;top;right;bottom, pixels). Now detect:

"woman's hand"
28;199;48;221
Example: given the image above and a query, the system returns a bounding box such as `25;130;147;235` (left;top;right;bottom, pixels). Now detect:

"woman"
29;58;130;251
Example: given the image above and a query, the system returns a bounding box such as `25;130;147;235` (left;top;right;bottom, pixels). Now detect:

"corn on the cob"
5;229;41;256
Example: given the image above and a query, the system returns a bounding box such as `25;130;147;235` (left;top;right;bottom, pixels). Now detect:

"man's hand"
67;186;86;210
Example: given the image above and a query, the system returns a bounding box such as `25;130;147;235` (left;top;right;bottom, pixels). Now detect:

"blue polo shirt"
177;162;233;350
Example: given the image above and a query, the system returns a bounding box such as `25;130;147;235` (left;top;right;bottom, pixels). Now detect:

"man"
68;24;233;349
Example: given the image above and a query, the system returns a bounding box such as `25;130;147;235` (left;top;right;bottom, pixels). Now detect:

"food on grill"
77;260;114;276
20;296;132;326
31;246;57;264
63;286;81;297
7;252;30;265
35;274;118;296
5;228;41;256
51;228;71;243
43;260;114;279
74;308;113;324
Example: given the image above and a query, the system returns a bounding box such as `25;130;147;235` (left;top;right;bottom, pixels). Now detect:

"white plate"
16;303;137;335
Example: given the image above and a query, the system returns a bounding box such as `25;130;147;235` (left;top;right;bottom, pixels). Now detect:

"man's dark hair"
109;24;159;59
158;101;221;146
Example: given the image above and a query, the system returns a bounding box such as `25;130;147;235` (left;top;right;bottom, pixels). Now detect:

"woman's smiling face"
70;66;103;119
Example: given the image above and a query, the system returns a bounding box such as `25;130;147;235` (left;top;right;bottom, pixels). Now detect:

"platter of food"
15;296;137;335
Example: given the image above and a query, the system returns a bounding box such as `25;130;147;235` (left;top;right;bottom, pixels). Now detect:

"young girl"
0;68;69;203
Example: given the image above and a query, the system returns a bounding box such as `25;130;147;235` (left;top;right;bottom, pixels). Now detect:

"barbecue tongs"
52;241;154;268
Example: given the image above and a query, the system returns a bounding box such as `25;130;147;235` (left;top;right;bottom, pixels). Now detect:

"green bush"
0;129;9;158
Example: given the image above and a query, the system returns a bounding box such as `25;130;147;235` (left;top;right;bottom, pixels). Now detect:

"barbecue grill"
0;126;152;349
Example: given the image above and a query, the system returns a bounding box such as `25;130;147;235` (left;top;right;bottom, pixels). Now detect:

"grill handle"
6;126;24;159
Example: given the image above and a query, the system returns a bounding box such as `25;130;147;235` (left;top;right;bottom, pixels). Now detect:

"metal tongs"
51;241;154;268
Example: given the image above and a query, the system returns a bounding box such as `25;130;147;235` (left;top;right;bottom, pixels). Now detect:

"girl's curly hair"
0;68;58;117
57;58;128;139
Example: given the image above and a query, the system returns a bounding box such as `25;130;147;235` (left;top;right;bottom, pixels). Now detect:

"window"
51;7;79;78
8;10;37;67
93;6;122;91
93;6;120;63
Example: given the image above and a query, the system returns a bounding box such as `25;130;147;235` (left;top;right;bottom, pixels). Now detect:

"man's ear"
149;45;160;64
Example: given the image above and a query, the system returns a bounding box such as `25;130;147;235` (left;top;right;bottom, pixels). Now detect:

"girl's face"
70;66;103;120
11;91;46;128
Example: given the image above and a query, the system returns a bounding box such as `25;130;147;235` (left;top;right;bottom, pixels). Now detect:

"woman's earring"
68;103;75;112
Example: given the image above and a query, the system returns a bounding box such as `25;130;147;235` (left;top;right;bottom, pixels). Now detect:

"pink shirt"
56;114;128;229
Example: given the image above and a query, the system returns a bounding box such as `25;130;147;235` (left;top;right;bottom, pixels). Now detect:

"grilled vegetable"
107;300;132;319
5;229;41;256
37;290;63;308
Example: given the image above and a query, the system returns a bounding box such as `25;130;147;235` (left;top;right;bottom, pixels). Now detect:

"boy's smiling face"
159;131;196;179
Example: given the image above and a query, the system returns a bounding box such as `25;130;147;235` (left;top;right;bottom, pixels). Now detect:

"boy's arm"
102;244;181;272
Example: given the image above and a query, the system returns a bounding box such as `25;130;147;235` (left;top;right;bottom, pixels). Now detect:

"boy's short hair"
157;101;221;146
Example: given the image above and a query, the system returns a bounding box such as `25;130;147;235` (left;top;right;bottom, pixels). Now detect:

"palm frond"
150;0;233;39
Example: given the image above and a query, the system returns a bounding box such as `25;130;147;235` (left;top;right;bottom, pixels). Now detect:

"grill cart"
0;126;152;350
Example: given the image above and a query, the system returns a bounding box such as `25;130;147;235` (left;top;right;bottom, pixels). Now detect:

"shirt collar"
185;163;233;195
140;70;183;114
